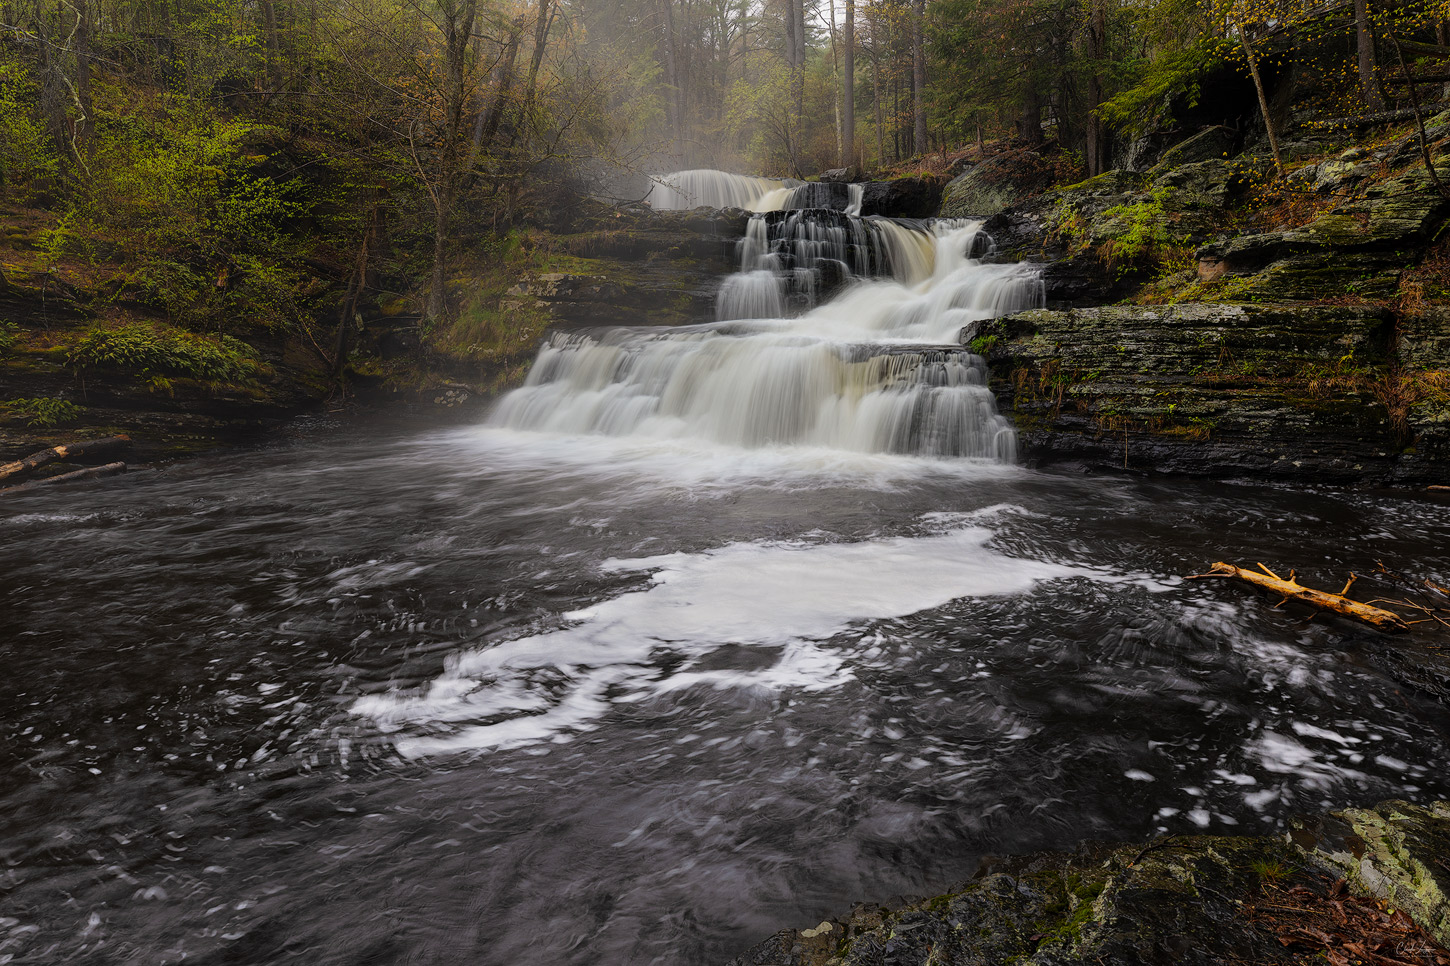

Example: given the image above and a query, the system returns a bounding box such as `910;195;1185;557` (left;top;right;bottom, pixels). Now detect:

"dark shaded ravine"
4;421;1450;966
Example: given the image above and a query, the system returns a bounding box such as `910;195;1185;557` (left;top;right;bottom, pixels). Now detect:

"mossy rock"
1295;801;1450;947
728;836;1309;966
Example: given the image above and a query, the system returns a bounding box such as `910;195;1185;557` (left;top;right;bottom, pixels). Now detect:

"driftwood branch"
0;435;131;483
1187;561;1410;633
0;461;127;495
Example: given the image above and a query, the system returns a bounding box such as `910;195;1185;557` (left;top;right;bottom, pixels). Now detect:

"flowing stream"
4;188;1450;966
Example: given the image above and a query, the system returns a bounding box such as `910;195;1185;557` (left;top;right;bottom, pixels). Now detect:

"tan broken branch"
1187;562;1411;633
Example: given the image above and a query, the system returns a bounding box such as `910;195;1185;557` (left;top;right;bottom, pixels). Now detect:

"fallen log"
1189;562;1411;633
0;435;131;483
0;461;127;495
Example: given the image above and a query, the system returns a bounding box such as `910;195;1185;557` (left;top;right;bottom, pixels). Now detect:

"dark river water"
3;423;1450;965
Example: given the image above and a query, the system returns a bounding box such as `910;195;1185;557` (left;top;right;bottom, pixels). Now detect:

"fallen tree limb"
0;435;131;483
0;461;127;495
1187;562;1411;633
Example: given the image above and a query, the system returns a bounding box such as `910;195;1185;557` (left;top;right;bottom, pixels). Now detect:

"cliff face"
973;303;1449;484
959;113;1450;484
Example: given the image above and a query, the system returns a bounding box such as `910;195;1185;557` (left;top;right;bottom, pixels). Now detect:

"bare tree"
912;0;925;156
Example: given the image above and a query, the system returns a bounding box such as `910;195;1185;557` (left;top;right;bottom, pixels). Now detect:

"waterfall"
647;170;800;211
716;214;1026;321
647;170;862;214
490;213;1041;464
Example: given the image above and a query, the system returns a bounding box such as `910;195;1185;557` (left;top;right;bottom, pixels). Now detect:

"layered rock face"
955;117;1450;483
972;303;1448;484
507;207;750;328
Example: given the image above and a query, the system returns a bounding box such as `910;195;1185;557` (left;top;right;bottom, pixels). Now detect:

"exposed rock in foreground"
730;800;1450;966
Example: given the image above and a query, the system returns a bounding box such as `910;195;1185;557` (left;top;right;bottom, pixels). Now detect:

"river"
4;192;1450;965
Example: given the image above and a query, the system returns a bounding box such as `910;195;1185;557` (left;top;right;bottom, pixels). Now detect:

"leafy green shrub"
0;321;18;357
54;110;308;328
68;323;260;382
0;55;60;191
1096;188;1184;274
2;397;82;427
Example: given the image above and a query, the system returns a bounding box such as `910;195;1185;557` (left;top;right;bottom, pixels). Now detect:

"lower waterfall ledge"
727;800;1450;966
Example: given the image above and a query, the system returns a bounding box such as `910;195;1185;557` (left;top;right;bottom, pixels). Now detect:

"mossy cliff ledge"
729;799;1450;966
0;204;742;462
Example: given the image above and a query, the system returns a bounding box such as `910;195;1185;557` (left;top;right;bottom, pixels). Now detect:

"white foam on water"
1245;731;1373;791
354;523;1082;757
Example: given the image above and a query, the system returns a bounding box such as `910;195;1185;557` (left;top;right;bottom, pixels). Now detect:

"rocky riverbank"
0;203;746;464
730;800;1450;966
948;115;1450;485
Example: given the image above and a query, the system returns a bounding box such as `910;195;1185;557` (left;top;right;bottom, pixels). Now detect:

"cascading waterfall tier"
717;215;1014;321
489;218;1043;464
647;169;865;214
647;170;800;211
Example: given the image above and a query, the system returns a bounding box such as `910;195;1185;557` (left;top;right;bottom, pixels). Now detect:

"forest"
1;0;1447;387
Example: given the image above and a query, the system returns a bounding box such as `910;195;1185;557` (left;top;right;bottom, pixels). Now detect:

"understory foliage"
0;397;82;427
68;323;261;384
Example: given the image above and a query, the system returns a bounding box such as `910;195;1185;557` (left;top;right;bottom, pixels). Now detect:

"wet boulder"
859;176;945;218
727;836;1310;966
1144;125;1241;176
940;149;1060;218
729;800;1450;966
1295;801;1450;946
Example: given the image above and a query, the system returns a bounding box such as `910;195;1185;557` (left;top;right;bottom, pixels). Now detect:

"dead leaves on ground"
1247;877;1450;966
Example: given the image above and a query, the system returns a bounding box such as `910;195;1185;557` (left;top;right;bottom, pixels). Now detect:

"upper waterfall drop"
647;170;799;211
646;169;868;214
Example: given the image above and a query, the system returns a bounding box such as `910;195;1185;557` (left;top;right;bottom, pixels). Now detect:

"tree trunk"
1085;0;1107;175
472;16;523;161
843;0;854;167
1235;18;1283;178
1386;27;1450;198
519;0;554;133
659;0;680;158
1017;74;1042;145
911;0;926;157
72;0;92;154
425;0;478;321
0;436;130;482
1356;0;1383;110
785;0;804;173
259;0;284;101
2;462;127;495
873;45;884;166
